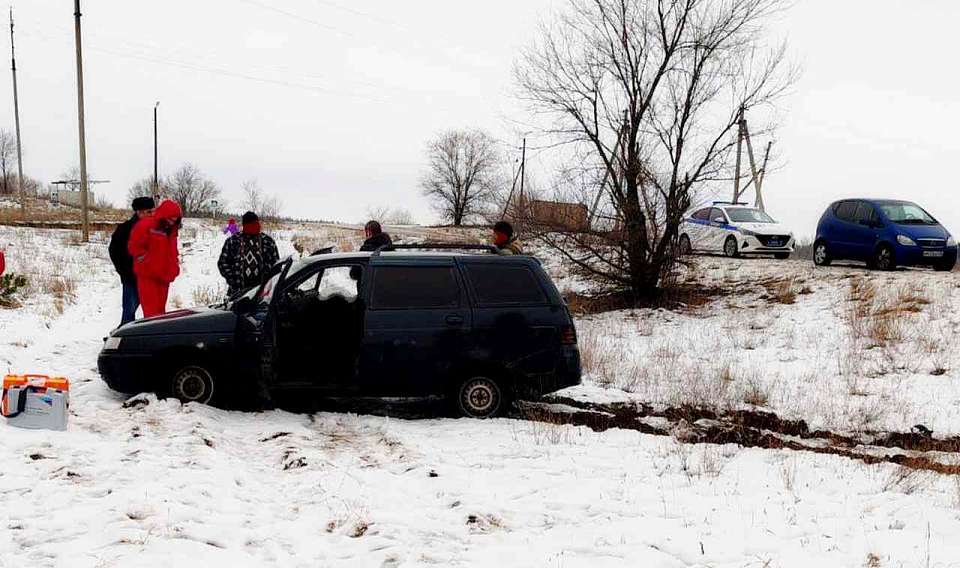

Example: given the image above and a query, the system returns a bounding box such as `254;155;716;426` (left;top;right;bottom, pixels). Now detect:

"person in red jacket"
128;199;182;318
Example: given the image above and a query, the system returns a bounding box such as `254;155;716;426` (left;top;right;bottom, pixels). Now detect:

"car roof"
294;250;530;267
834;198;916;206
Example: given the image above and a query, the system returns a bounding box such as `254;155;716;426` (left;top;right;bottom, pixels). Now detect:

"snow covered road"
3;223;960;567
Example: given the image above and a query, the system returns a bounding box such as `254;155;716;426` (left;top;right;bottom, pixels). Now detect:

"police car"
679;202;795;259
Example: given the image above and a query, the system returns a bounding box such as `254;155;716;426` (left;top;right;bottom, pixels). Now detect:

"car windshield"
879;203;937;225
725;208;776;223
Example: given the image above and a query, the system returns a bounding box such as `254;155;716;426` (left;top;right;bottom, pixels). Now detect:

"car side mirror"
712;217;725;224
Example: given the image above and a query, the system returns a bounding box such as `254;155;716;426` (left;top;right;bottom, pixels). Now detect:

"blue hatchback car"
814;199;957;271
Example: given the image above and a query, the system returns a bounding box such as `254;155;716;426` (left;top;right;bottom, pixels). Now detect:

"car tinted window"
692;208;711;221
465;264;548;306
371;266;459;309
835;201;857;221
854;202;878;224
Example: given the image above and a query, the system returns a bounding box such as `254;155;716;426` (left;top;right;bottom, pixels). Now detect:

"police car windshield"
726;208;775;223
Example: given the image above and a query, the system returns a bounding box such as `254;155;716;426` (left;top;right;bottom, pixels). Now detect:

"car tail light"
560;326;577;345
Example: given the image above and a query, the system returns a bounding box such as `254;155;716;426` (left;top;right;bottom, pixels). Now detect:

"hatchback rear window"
465;264;548;306
370;266;460;309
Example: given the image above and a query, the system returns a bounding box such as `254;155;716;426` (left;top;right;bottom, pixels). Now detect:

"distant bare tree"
126;176;168;205
0;130;17;195
167;163;222;217
515;0;795;297
241;178;283;220
365;205;416;225
420;129;502;226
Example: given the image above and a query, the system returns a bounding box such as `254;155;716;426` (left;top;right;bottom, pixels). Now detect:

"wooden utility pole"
153;101;159;197
9;8;25;218
73;0;91;241
732;107;744;203
741;114;762;211
588;110;629;228
517;137;526;219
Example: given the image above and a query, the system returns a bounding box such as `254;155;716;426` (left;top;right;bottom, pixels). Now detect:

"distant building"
51;189;95;209
509;199;590;232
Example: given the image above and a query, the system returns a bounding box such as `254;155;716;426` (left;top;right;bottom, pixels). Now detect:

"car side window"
370;266;460;309
854;202;878;225
692;208;711;221
464;264;548;306
710;208;727;224
835;201;857;221
317;266;361;303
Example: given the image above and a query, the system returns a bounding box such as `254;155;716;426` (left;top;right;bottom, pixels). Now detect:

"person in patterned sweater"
218;211;280;298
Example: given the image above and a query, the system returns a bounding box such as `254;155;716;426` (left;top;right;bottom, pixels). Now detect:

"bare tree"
515;0;795;297
0;130;16;195
166;163;222;217
126;176;168;205
420;129;502;226
365;205;416;225
240;178;282;220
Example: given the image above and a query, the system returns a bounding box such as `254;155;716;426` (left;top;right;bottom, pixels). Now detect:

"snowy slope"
2;223;960;567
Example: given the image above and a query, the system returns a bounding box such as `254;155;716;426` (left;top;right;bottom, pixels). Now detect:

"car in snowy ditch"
98;245;582;418
678;202;795;259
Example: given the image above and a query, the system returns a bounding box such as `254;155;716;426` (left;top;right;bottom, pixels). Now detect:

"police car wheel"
723;236;740;258
171;365;216;405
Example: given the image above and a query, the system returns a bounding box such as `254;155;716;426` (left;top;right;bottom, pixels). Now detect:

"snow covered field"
3;222;960;567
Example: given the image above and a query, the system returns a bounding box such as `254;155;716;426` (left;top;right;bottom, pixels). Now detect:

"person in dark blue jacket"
109;196;155;326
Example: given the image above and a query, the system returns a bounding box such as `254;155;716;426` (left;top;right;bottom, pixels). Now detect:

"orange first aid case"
2;375;70;430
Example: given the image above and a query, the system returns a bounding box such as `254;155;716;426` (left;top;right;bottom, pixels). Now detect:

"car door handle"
445;315;465;326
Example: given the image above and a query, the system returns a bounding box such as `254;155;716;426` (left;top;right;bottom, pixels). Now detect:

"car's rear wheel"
456;376;507;419
723;236;740;258
679;234;693;256
813;241;831;266
874;244;896;271
170;365;216;405
774;252;790;260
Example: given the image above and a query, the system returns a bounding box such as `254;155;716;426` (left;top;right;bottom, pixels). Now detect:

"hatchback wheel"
456;376;505;419
935;258;956;272
813;241;831;266
723;236;740;258
170;365;216;405
874;244;896;271
679;234;693;256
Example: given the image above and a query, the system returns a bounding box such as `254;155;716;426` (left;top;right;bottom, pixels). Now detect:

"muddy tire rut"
521;396;960;475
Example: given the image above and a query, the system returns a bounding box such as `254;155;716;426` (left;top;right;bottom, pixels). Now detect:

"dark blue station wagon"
99;246;582;418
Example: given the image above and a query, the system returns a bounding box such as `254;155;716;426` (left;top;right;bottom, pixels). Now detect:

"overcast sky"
2;0;959;237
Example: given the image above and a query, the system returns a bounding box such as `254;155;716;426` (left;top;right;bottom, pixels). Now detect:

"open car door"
257;257;294;390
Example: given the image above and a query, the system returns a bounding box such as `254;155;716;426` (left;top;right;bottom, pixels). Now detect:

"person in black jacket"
109;196;155;326
218;211;281;298
359;220;392;251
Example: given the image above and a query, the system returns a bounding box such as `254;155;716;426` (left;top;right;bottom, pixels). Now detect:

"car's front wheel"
723;236;740;258
456;376;507;419
813;241;831;266
874;244;896;271
170;365;216;405
935;258;956;272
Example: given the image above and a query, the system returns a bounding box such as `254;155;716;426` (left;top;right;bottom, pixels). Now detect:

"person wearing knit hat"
492;220;523;255
108;196;156;325
217;211;280;297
